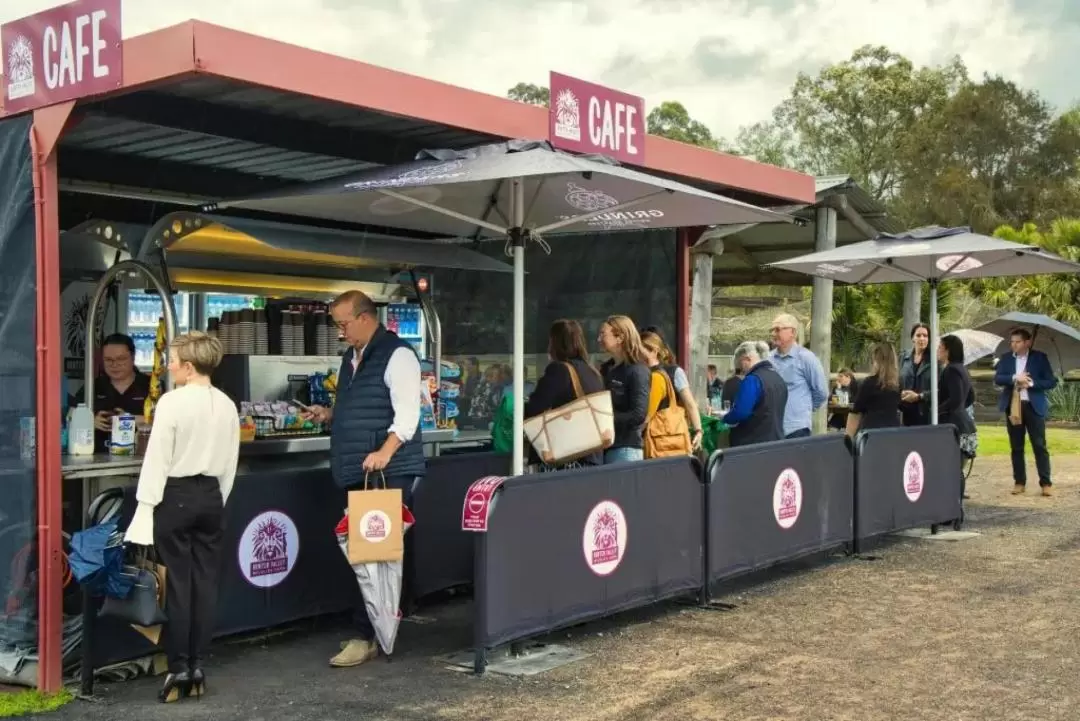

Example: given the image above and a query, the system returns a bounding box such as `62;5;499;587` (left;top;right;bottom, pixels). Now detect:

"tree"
645;101;720;149
734;45;967;199
894;78;1080;232
972;219;1080;323
507;82;549;106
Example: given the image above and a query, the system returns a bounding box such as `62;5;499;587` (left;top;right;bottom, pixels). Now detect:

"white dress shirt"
350;346;422;442
125;384;241;546
1014;353;1030;401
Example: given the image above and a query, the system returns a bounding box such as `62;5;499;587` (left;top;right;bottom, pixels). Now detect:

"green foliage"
0;689;72;718
506;82;549;106
1049;381;1080;423
973;218;1080;323
645;101;720;149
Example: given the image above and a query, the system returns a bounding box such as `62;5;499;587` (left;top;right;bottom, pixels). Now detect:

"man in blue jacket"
994;328;1057;496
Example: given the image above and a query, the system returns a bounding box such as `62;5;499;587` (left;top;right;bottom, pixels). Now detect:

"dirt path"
55;457;1080;721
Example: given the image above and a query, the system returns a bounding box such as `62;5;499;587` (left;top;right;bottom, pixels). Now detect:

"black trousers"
347;475;418;642
1007;402;1052;486
153;475;225;673
786;428;812;440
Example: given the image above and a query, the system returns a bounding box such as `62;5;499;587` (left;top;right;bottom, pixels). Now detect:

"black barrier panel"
707;435;853;586
410;451;510;600
853;425;962;546
476;457;703;651
213;457;355;636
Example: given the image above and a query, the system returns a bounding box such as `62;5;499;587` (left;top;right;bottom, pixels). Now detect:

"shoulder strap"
563;362;584;399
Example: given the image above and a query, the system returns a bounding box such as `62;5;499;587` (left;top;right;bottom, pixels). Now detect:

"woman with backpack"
640;331;703;455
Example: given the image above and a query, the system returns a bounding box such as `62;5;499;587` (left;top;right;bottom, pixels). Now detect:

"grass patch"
976;424;1080;456
0;689;73;718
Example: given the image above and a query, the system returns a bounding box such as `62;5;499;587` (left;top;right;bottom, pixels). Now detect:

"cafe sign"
549;71;645;165
2;0;123;114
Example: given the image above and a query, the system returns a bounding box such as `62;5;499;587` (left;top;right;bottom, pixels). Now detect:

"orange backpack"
644;369;692;459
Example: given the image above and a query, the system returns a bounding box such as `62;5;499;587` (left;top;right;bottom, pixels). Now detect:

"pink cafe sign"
2;0;122;114
549;71;645;165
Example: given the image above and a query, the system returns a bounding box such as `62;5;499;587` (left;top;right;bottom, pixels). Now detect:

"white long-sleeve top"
125;383;240;546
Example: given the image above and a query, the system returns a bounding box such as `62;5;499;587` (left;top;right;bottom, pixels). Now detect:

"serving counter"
71;427;506;673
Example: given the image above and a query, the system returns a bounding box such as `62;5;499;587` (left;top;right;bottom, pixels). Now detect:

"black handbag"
98;547;167;627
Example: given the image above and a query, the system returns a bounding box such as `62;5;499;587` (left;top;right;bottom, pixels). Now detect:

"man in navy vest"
303;290;425;667
994;328;1057;496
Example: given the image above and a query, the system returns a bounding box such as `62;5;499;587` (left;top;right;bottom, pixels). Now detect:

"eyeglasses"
333;311;371;331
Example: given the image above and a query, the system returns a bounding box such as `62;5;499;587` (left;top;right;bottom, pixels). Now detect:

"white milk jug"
68;403;96;456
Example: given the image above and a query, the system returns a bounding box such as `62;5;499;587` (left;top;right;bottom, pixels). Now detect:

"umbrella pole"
930;280;939;426
510;178;526;477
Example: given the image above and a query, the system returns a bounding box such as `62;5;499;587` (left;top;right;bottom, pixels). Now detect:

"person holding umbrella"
994;328;1058;496
302;289;425;667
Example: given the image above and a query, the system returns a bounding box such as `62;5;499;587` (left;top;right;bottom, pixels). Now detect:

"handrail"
84;260;177;407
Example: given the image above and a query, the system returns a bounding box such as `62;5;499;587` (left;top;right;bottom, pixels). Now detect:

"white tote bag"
524;362;614;465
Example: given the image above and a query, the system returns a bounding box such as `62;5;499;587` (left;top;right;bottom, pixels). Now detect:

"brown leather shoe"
1041;486;1053;497
1012;484;1026;495
329;639;378;668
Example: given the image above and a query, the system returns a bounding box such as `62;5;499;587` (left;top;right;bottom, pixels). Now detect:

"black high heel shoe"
190;667;206;700
158;671;192;704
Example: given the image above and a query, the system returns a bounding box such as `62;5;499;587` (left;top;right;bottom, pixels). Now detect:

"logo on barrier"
583;501;627;576
773;468;803;530
239;511;299;588
360;510;391;542
904;451;924;502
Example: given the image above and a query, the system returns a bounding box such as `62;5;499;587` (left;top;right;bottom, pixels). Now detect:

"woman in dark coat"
899;323;932;426
938;334;977;502
524;319;606;469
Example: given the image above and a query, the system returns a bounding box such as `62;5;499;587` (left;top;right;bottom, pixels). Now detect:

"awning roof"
4;21;815;210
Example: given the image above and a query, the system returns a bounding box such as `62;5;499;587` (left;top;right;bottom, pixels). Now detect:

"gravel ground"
52;456;1080;721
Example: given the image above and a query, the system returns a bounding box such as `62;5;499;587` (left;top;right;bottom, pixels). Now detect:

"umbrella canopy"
765;226;1080;285
947;329;1005;367
217;139;793;477
767;226;1080;429
214;140;793;238
977;312;1080;374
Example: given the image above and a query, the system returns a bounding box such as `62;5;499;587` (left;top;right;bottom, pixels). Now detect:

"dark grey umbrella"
767;226;1080;424
217;140;795;475
977;312;1080;374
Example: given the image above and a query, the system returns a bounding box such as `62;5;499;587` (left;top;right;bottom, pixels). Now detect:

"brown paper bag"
347;473;403;564
1008;388;1023;426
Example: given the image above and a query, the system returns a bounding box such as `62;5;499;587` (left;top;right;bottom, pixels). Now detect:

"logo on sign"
238;511;299;588
904;451;924;503
6;35;35;101
773;468;803;530
360;510;391;542
553;88;582;142
582;501;627;576
936;254;983;274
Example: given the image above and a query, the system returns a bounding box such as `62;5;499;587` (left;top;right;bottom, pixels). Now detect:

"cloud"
2;0;1073;140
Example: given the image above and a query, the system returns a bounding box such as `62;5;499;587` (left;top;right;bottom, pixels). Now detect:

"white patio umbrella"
948;329;1005;367
215;139;794;474
767;226;1080;424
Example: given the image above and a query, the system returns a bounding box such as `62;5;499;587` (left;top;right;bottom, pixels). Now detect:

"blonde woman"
640;331;704;450
845;343;902;436
125;331;239;703
597;315;650;463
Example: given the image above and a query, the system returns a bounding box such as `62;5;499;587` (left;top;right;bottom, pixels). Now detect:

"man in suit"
994;328;1058;496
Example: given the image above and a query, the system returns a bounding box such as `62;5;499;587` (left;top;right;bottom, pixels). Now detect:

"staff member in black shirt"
72;333;150;452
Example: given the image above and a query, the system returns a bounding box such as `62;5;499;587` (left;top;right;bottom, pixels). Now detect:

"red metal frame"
4;19;815;692
32;101;74;694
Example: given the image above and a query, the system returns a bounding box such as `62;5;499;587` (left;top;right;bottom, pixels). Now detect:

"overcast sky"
3;0;1077;140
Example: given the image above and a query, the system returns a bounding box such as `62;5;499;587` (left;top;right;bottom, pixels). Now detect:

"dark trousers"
348;475;418;642
1007;402;1052;486
153;475;225;673
786;428;812;440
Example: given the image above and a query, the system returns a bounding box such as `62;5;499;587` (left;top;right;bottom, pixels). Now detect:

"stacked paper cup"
254;309;268;355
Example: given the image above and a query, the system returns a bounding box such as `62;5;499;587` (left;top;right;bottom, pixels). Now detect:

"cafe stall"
66;211;515;671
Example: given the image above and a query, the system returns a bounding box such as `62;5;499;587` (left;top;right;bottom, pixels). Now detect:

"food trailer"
0;10;814;692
